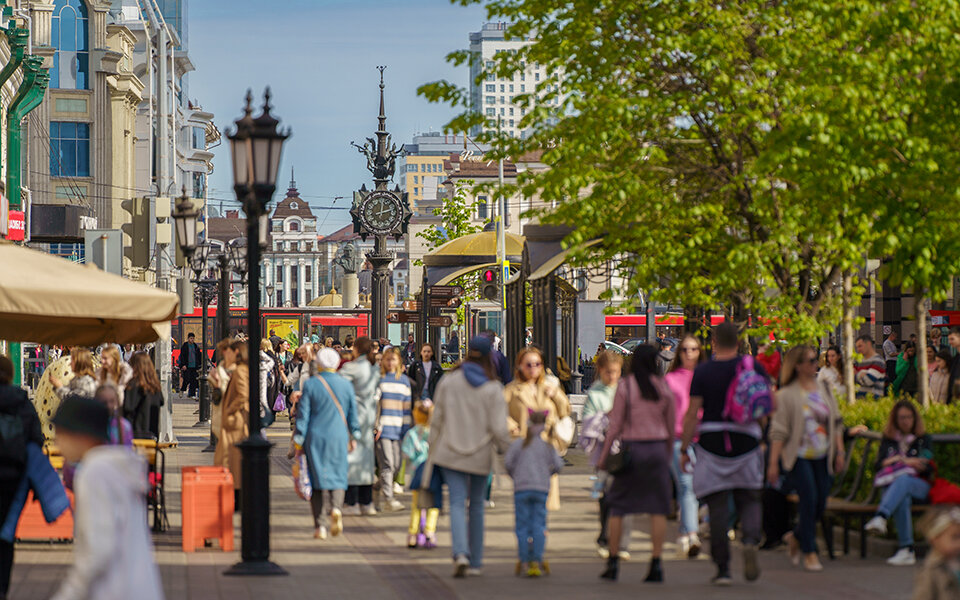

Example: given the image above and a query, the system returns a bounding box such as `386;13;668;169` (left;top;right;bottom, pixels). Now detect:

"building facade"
261;174;323;307
398;132;489;214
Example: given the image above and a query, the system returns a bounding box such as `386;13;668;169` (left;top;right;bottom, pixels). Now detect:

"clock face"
360;191;403;233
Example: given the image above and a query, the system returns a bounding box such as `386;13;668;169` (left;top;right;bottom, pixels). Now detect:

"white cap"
317;348;341;371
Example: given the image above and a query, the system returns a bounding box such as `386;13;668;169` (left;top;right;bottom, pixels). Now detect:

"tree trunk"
916;287;930;408
842;272;856;403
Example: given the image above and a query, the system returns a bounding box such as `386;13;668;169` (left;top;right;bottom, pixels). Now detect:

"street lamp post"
266;284;274;308
189;242;215;428
224;89;289;577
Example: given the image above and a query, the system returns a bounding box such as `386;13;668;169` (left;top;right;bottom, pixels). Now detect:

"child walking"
402;400;440;548
376;347;412;512
505;410;564;577
911;506;960;600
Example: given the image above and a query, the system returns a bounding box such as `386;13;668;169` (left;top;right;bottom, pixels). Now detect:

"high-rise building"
469;22;549;139
397;132;488;214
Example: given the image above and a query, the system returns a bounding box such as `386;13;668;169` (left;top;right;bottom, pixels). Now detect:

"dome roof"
307;289;342;307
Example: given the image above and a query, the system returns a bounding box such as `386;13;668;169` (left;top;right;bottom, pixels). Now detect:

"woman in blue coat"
294;348;360;540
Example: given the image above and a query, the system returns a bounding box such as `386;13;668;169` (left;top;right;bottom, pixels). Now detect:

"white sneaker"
677;535;690;558
887;548;916;566
385;499;405;512
341;505;361;516
485;500;495;509
597;545;610;559
330;508;343;536
467;568;483;577
314;526;328;540
688;533;702;558
393;482;404;495
865;515;888;535
454;554;470;578
360;503;378;516
618;550;631;561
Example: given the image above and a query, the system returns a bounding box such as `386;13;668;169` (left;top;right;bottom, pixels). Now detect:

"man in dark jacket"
178;333;201;399
402;334;418;366
0;355;44;597
481;330;513;384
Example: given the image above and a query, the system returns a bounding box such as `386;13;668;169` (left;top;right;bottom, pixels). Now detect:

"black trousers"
181;367;199;397
0;484;17;595
344;485;373;506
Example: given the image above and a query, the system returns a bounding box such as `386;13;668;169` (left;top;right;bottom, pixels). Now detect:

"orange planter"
15;489;74;541
181;466;234;552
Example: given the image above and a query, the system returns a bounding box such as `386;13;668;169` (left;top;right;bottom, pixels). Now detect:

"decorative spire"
377;65;386;136
290;166;296;189
350;66;403;189
286;165;298;197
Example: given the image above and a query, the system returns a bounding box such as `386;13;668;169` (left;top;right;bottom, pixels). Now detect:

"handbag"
555;415;576;448
604;384;633;475
292;453;312;501
273;393;286;413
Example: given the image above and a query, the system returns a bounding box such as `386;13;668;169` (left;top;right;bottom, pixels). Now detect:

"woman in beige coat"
768;345;845;572
504;347;571;510
216;340;249;502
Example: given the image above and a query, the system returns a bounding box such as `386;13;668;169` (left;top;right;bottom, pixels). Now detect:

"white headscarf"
317;348;341;371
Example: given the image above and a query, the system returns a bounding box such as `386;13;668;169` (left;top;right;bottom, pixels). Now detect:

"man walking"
402;334;417;366
946;327;960;403
854;335;886;399
882;330;899;390
178;333;201;399
680;322;765;586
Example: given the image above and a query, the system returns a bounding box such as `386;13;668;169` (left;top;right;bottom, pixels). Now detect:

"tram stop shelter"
422;224;597;391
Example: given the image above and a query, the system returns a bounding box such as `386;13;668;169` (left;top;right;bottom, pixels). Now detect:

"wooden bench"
820;431;960;558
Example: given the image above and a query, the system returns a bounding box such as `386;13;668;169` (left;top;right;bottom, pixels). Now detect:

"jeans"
514;490;548;562
704;489;761;570
877;475;931;548
310;489;345;529
441;467;487;568
376;438;401;501
787;457;831;554
671;440;699;535
0;485;15;595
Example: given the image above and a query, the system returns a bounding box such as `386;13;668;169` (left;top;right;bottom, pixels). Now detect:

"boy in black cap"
51;395;164;600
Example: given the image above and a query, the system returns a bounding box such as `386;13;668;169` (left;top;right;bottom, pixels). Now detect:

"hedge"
838;397;960;502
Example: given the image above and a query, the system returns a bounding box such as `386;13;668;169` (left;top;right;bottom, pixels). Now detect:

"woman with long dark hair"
817;345;846;400
426;336;511;577
124;351;163;439
407;343;444;403
340;336;381;514
597;345;675;582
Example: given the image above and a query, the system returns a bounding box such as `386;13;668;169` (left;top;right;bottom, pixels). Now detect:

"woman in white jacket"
259;339;276;430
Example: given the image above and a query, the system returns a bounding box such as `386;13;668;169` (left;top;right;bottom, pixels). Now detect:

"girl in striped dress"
375;348;413;512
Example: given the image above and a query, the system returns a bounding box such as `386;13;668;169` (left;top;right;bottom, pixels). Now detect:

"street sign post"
430;296;461;309
429;285;463;298
402;300;421;311
387;311;421;324
427;315;453;327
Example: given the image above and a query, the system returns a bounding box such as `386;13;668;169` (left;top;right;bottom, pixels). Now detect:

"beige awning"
0;242;179;345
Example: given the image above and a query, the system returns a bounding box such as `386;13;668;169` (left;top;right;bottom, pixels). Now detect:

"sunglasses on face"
524;361;542;368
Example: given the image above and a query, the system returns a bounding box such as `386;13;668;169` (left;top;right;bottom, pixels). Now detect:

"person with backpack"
680;322;772;586
0;355;45;598
767;346;845;572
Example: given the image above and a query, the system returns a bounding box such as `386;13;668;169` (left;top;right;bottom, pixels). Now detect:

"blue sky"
188;0;486;235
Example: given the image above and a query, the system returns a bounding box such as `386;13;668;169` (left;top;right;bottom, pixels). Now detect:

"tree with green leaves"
415;180;482;262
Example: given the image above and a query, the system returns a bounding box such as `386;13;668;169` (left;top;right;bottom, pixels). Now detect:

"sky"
187;0;487;236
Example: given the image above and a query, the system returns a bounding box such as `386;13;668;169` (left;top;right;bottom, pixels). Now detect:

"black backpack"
0;409;26;465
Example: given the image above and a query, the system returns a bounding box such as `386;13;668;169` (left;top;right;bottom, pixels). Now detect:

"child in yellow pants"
402;401;440;548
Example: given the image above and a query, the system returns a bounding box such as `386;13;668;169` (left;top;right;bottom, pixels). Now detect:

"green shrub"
837;396;960;502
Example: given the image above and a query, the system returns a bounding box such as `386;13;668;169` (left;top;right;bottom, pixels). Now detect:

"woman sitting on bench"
864;400;933;566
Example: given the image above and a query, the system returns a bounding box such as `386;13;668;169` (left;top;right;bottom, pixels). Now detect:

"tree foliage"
415;181;482;262
420;0;960;351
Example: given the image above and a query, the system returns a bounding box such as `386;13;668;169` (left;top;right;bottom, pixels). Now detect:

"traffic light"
480;267;499;301
121;196;151;268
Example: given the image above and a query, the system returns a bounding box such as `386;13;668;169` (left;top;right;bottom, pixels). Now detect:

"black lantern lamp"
172;187;200;261
224;88;290;578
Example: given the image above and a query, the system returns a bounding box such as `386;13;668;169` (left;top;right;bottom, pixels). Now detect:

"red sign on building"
6;210;24;241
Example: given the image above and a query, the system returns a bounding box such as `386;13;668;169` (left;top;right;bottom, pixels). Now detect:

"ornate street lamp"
266;284;275;308
172;188;200;261
224;88;290;577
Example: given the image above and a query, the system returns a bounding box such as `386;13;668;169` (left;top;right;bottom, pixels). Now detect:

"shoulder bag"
317;376;351;447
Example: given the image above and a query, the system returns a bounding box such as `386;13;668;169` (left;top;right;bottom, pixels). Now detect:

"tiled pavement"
10;395;916;599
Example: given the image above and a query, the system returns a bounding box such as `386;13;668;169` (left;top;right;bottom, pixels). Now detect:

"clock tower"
350;67;412;341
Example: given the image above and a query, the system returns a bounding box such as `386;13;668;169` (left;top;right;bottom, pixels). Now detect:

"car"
620;338;645;353
602;340;632;355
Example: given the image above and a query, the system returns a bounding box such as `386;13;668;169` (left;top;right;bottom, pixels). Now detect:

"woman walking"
407;343;443;404
597;345;675;583
767;346;845;572
427;336;511;578
376;347;412;512
295;348;360;539
340;336;381;515
216;340;249;508
258;339;276;429
664;334;704;558
864;400;934;566
504;347;571;510
124;352;163;439
817;345;847;400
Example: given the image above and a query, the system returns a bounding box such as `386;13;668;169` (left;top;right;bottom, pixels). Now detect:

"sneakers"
688;533;701;558
467;568;483;577
540;560;550;575
314;526;328;540
330;508;343;537
677;535;690;558
785;531;800;566
803;554;824;572
887;547;916;566
597;545;611;559
360;503;378;516
866;515;888;535
407;534;418;548
743;544;760;582
485;500;496;509
454;554;470;578
383;499;405;512
619;550;631;561
393;482;404;495
711;568;733;586
341;504;361;516
526;563;542;578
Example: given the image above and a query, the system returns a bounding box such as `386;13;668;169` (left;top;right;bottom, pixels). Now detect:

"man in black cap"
51;395;164;600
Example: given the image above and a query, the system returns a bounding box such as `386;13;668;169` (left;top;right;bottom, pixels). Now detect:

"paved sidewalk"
10;395;916;599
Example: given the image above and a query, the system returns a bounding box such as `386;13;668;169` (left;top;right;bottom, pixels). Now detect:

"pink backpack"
723;355;775;424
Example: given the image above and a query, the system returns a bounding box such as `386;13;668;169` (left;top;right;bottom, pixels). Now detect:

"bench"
819;431;960;558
